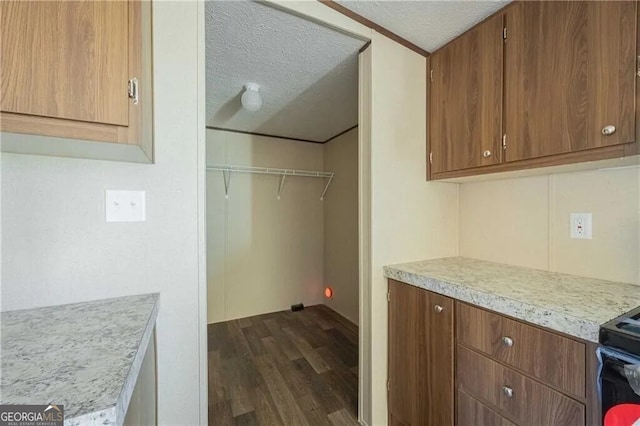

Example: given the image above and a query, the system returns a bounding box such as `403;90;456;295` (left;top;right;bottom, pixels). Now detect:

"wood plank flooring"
208;305;359;426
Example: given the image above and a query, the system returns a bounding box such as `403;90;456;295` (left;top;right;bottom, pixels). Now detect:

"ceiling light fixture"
241;83;263;112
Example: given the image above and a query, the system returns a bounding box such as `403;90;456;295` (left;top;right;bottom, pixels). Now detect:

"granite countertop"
384;257;640;342
1;293;159;426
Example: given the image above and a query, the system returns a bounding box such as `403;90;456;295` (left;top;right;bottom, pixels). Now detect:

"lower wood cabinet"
458;390;515;426
456;301;586;399
387;280;599;426
387;279;454;426
457;345;584;426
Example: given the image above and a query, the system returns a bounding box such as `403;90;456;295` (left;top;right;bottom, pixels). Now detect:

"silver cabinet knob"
433;304;444;313
602;125;616;136
483;150;492;158
502;386;514;398
502;336;514;347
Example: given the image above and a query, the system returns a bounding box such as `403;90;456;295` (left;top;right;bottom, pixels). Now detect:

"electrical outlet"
570;213;592;239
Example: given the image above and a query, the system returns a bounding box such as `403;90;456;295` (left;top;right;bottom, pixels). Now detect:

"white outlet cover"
106;190;146;223
570;213;592;239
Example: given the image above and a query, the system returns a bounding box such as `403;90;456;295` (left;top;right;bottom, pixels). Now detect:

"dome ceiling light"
241;83;263;112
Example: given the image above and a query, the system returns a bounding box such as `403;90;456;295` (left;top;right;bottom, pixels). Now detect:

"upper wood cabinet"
430;13;504;174
387;280;454;426
429;1;639;180
0;0;153;163
505;1;637;162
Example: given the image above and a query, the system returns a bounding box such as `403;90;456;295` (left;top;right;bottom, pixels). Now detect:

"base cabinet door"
387;280;454;425
426;291;455;426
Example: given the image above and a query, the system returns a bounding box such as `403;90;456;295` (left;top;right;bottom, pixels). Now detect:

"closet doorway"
204;1;367;424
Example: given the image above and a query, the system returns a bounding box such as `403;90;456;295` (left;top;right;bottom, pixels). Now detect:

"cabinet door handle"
483;150;492;158
502;336;514;347
502;386;514;398
128;78;139;105
601;125;616;136
433;304;444;313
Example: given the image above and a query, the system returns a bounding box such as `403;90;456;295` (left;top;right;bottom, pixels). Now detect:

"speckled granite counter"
384;257;640;342
1;293;159;426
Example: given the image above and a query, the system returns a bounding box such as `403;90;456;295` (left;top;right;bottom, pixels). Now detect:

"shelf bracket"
223;170;231;199
277;174;286;200
320;175;334;201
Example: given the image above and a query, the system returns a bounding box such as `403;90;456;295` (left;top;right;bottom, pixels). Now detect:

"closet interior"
205;1;367;424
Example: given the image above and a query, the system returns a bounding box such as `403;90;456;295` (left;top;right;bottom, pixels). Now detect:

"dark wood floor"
208;304;359;426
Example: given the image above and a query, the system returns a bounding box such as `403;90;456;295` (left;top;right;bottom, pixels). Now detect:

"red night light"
324;287;333;298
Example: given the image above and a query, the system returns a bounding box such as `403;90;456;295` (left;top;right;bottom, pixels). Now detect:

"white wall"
1;3;204;424
367;33;460;424
323;128;359;325
206;129;325;323
459;167;640;284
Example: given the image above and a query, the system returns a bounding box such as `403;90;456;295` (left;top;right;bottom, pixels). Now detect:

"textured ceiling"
205;1;366;143
335;0;509;52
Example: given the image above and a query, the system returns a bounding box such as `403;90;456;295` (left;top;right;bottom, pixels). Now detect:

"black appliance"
599;306;640;424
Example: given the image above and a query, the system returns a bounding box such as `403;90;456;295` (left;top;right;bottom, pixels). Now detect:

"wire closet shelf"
206;164;335;200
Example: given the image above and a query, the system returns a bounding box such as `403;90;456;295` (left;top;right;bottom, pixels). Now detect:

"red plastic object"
604;404;640;426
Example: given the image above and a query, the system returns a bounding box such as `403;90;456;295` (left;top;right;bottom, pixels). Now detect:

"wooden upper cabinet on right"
504;1;637;162
428;1;639;180
430;13;504;175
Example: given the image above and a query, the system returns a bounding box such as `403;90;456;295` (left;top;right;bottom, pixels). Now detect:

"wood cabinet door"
388;280;454;426
388;280;427;425
1;1;129;126
430;13;504;174
425;292;454;426
504;1;637;162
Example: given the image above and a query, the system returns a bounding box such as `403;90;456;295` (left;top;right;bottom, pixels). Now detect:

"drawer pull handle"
601;125;616;136
483;150;492;158
502;386;514;398
433;304;444;313
502;336;514;347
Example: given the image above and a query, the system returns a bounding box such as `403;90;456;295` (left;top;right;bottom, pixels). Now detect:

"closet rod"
206;164;334;200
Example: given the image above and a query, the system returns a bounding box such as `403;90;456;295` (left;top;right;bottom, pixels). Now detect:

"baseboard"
207;302;324;324
317;303;359;327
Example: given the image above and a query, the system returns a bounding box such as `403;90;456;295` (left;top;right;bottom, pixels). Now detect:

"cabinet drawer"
457;345;585;426
458;389;516;426
456;302;585;398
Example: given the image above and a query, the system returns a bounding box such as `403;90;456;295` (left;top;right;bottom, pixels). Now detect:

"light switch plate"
570;213;592;239
106;190;146;223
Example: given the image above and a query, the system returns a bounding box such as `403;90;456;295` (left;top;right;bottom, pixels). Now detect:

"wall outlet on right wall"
570;213;593;240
